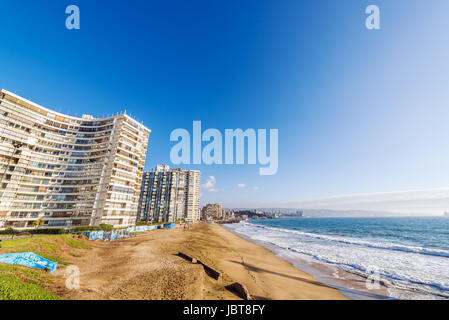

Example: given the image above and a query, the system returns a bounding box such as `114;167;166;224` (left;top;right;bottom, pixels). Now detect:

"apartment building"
201;203;223;221
185;169;201;222
137;165;201;223
0;89;150;230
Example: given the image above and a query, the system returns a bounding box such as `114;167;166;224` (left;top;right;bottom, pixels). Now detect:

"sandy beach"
54;223;347;300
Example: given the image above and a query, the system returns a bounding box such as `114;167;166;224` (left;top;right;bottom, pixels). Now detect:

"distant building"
137;165;201;223
202;204;223;221
296;210;304;217
222;209;235;221
445;212;449;217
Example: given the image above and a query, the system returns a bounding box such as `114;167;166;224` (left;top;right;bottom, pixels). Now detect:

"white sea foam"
225;222;449;299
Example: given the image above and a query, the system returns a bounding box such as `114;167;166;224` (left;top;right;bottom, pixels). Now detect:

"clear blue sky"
1;0;449;211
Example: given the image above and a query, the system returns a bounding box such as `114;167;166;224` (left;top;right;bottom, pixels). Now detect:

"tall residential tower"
0;89;150;229
137;165;201;223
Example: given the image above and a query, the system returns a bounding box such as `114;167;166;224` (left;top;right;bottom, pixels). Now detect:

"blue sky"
1;1;449;213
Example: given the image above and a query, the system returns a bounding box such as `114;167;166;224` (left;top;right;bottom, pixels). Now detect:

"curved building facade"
0;89;150;229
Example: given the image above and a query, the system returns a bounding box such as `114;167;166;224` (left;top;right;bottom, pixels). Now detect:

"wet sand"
225;226;391;300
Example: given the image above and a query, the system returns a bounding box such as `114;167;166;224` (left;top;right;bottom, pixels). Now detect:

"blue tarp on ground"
0;252;58;274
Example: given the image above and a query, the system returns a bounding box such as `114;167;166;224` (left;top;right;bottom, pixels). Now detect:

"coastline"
223;223;391;300
223;219;449;300
54;222;347;300
181;222;347;300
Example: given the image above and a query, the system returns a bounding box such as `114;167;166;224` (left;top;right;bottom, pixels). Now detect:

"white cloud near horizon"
202;176;219;192
237;184;260;190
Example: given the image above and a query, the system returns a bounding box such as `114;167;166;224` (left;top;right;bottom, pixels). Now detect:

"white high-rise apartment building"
138;165;201;223
0;89;150;230
185;170;201;222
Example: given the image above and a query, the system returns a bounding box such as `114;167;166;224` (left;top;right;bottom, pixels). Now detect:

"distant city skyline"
222;187;449;216
1;1;449;214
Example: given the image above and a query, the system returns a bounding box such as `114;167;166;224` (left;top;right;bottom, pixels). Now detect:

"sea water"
224;217;449;299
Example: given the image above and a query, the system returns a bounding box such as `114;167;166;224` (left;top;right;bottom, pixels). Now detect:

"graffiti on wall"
81;223;176;241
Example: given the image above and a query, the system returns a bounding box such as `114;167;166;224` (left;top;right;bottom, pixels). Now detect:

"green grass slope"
0;234;92;300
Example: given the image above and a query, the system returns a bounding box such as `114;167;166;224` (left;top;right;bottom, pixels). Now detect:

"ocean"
224;217;449;300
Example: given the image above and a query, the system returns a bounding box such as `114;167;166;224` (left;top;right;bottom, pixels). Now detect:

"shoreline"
185;222;348;300
223;221;449;300
223;224;391;300
222;225;395;300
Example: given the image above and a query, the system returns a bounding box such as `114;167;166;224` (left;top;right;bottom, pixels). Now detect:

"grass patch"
0;234;93;300
35;252;69;266
0;264;60;300
1;236;59;251
61;235;92;250
0;264;42;281
0;234;91;266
